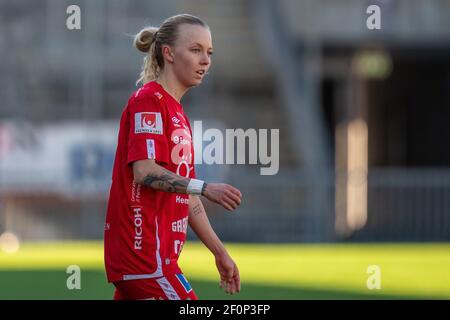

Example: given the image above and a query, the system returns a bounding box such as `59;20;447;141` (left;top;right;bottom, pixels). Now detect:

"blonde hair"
134;14;208;86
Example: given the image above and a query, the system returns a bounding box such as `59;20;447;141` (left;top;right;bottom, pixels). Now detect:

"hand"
215;253;241;295
202;183;242;211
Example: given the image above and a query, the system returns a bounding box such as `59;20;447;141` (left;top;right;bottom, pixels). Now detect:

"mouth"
196;70;206;77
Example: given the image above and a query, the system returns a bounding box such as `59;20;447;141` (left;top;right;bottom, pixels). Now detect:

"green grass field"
0;241;449;299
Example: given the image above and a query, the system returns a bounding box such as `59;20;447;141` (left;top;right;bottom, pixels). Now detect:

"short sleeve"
127;94;170;165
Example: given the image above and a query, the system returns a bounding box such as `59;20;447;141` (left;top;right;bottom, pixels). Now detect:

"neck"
156;71;188;103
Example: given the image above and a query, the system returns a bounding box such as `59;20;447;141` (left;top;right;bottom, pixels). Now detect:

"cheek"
175;57;197;80
178;53;197;70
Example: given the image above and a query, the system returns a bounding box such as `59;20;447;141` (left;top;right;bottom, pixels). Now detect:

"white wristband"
187;179;205;195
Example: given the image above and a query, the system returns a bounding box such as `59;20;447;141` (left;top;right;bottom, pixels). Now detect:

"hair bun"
134;27;158;53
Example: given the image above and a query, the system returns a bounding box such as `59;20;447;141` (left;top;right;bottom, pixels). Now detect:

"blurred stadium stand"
0;0;450;242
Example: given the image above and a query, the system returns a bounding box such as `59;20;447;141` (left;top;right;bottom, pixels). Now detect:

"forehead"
175;24;212;48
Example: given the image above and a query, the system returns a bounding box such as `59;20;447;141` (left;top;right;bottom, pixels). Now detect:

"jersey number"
174;240;184;255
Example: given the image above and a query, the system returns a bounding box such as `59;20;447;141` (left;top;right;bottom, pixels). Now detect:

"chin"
190;79;203;87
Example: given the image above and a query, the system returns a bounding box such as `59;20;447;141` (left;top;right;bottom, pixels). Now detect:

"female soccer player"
104;14;242;300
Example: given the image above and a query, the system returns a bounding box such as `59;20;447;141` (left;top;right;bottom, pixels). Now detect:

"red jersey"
104;81;196;283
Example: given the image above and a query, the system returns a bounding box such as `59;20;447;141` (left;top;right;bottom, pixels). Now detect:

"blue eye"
191;48;201;53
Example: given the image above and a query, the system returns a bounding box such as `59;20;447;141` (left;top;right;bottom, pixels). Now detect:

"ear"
162;45;175;63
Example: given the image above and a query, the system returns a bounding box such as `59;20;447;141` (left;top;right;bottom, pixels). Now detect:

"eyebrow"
191;42;213;50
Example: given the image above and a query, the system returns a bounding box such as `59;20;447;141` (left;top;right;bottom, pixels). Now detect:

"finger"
229;271;238;294
235;189;243;199
220;200;233;211
233;266;241;292
230;280;237;294
226;187;241;200
226;280;234;294
221;279;228;292
225;190;241;206
223;196;238;210
226;279;235;294
225;193;241;209
228;187;242;199
222;197;237;211
234;266;240;279
235;275;241;293
231;279;238;294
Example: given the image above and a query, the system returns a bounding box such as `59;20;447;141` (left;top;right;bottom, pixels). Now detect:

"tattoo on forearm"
192;204;202;217
143;169;189;193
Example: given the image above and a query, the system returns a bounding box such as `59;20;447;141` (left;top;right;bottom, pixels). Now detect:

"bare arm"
188;195;227;257
188;195;241;294
133;159;242;211
133;159;190;194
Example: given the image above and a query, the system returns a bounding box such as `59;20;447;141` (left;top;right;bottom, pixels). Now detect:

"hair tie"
152;30;159;44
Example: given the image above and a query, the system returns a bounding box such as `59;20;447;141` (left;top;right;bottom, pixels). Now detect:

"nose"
200;52;211;66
